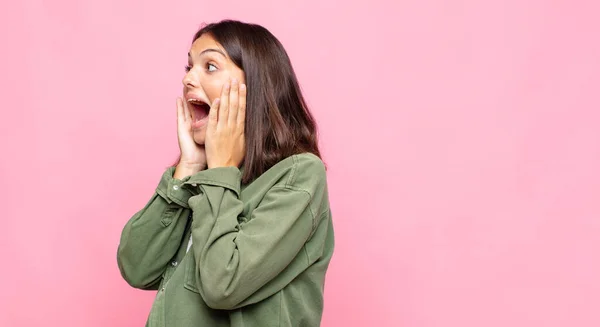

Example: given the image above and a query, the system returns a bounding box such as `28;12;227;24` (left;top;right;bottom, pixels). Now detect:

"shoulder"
256;153;330;218
280;154;328;214
251;152;327;195
286;153;326;188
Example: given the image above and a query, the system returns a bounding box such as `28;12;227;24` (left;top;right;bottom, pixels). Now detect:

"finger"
182;97;192;122
228;78;239;126
218;80;231;129
176;97;184;125
208;98;220;131
237;83;247;130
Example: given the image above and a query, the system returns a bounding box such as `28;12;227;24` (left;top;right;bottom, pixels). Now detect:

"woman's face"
182;34;246;145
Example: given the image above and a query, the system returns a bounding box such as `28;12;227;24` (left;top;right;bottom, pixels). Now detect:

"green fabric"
117;153;334;327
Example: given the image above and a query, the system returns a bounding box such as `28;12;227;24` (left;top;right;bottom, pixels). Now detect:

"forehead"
189;34;226;56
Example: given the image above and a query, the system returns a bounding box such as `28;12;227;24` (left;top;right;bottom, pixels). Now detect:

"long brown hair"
182;20;322;183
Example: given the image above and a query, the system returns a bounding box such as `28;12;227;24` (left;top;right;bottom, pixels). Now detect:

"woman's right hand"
174;97;207;179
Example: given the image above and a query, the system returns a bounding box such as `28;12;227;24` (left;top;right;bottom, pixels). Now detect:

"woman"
117;20;334;327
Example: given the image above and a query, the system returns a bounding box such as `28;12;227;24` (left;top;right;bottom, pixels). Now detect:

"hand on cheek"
174;97;207;179
205;77;246;169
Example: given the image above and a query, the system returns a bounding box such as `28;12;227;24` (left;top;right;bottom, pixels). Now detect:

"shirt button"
192;183;197;187
161;288;165;292
172;185;179;190
171;261;178;267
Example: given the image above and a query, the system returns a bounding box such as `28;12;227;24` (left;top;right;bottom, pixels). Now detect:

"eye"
184;65;191;72
207;63;217;72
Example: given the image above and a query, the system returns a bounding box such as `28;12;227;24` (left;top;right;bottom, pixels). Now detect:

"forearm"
184;167;316;309
117;193;190;289
117;167;195;289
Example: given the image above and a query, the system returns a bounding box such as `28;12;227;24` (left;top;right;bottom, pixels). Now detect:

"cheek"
203;72;245;100
204;79;226;101
236;72;246;85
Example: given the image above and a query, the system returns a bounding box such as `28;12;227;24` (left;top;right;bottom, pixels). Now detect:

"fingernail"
240;84;246;91
232;78;238;85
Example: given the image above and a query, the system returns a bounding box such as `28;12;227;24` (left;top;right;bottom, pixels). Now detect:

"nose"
182;70;198;88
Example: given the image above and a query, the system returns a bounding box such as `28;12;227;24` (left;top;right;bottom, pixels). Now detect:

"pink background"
1;0;599;326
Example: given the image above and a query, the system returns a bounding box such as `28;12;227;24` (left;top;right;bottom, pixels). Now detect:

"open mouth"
187;98;210;124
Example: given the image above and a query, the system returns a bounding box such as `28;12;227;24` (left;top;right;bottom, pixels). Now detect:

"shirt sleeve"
117;167;192;290
184;164;326;310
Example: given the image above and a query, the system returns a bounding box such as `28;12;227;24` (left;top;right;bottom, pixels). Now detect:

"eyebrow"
187;48;227;59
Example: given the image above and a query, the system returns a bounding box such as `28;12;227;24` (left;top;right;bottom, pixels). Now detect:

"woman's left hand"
205;77;246;169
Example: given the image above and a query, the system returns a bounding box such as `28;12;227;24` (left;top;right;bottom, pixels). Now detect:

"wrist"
174;162;205;179
207;162;238;170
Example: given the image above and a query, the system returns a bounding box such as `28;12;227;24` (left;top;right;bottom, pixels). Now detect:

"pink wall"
1;0;599;326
